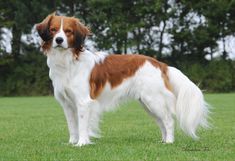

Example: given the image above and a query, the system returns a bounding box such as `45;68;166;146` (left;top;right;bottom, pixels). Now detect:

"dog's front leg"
62;105;78;145
54;92;79;144
75;105;92;147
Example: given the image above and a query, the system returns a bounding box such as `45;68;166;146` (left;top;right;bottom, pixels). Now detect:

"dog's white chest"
46;49;97;105
47;50;73;91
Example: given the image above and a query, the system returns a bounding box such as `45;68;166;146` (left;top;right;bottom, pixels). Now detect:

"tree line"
0;0;235;96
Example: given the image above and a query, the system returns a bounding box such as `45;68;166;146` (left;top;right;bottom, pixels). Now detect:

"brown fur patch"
89;54;172;99
147;58;173;92
89;54;146;99
42;41;53;52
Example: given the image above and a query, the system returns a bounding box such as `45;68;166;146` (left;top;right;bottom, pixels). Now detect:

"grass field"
0;93;234;161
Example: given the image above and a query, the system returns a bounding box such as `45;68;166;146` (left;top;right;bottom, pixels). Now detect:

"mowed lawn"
0;93;234;161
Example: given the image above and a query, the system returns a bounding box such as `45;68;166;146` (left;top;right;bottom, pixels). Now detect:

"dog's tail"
168;67;210;139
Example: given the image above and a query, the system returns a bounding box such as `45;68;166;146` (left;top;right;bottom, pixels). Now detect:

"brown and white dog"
36;13;209;147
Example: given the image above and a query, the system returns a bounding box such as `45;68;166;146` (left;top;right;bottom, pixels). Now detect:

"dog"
36;13;209;147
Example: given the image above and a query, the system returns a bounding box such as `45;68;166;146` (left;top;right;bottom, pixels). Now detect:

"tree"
0;0;59;60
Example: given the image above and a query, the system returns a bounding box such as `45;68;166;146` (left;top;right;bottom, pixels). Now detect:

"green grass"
0;93;234;161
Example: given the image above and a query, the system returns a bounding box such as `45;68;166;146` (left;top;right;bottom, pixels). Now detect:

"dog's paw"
75;138;92;147
89;131;101;139
69;137;78;145
161;139;174;144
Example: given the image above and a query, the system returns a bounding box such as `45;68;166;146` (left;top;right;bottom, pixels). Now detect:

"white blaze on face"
52;18;68;48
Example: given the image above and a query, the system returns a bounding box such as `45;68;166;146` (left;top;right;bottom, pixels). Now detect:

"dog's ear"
36;13;55;41
73;18;91;51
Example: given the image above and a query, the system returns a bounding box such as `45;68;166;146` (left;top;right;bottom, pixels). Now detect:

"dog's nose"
55;37;64;44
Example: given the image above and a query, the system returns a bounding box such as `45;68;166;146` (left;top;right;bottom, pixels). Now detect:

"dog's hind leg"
139;100;166;142
140;91;175;143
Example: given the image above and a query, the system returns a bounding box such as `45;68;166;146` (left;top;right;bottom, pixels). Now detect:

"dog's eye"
65;29;73;34
50;28;57;33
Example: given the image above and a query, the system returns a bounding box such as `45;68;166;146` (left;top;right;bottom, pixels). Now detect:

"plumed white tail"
168;67;209;139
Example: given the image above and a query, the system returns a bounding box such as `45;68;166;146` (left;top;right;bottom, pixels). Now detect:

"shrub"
203;60;233;92
0;51;52;96
178;60;234;93
180;63;206;87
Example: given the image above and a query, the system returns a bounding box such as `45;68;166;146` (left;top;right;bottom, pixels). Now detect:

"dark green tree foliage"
0;0;57;95
205;60;234;92
0;0;235;95
0;50;51;96
180;60;234;92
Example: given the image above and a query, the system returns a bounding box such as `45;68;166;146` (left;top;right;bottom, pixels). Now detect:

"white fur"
46;48;209;146
52;18;68;48
168;67;209;138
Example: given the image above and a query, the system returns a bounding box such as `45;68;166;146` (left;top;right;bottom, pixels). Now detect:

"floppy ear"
73;19;91;51
36;13;55;41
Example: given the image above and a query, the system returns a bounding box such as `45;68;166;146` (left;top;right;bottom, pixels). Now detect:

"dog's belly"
95;76;137;111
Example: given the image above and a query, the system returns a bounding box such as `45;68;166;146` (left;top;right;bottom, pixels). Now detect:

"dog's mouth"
54;45;68;50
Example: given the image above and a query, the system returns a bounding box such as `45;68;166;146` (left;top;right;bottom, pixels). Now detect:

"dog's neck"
46;48;108;80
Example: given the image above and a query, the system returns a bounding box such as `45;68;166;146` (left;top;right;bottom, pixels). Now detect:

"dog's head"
36;13;91;54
